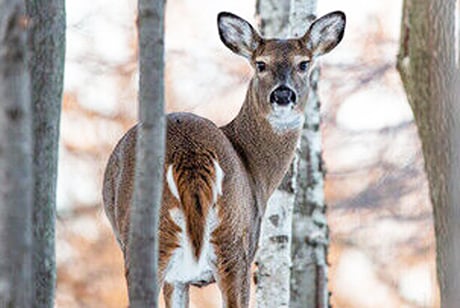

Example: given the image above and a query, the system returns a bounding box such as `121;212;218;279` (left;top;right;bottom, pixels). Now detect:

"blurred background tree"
0;0;33;305
397;0;460;306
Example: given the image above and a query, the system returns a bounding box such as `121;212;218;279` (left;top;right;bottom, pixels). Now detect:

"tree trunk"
25;0;66;305
255;2;295;307
128;0;166;306
397;0;460;307
0;1;34;306
288;1;330;307
255;1;328;307
289;2;330;307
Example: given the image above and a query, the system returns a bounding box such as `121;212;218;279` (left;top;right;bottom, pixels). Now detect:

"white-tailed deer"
103;11;345;308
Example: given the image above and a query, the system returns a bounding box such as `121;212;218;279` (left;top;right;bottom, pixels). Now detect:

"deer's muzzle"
270;85;297;106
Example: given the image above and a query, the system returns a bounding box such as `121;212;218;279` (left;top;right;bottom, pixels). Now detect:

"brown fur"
103;11;345;308
169;140;217;260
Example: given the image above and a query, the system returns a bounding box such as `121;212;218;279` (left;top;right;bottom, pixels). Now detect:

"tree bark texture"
0;1;34;306
255;1;328;307
289;2;330;308
457;0;460;66
255;3;294;306
397;0;460;307
25;0;66;306
128;0;166;307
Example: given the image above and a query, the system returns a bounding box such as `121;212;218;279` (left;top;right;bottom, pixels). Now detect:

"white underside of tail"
164;207;219;285
164;160;224;286
212;159;224;203
166;165;180;200
166;160;224;202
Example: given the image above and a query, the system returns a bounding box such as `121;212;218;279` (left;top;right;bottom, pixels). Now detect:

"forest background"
55;0;436;307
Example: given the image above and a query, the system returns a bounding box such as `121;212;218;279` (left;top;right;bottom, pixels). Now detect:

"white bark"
256;176;297;308
290;66;328;308
128;0;166;306
254;2;293;306
255;1;328;307
0;1;33;306
256;0;291;38
289;3;330;307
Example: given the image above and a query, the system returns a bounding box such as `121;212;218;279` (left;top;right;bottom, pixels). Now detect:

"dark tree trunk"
397;0;460;306
0;0;34;306
25;0;66;305
128;0;166;306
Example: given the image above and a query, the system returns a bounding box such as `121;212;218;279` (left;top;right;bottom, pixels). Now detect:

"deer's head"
218;11;346;132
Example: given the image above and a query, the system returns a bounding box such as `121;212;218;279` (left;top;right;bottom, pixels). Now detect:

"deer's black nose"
270;85;297;106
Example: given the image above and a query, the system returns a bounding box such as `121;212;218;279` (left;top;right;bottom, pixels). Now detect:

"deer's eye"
298;61;310;72
255;61;266;73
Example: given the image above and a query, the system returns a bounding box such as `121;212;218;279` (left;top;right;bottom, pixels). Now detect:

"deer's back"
103;112;255;255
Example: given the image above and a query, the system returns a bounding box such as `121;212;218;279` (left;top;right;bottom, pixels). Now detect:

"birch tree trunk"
128;0;166;306
397;0;460;306
255;1;328;307
255;2;295;307
0;1;34;306
25;1;66;305
289;2;330;306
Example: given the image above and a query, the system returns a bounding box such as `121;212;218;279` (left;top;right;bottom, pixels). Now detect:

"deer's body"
103;11;345;307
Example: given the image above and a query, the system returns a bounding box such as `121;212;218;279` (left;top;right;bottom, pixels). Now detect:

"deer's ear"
303;11;346;57
218;12;261;59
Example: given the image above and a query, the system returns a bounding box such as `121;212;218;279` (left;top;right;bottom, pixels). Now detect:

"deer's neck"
221;80;302;209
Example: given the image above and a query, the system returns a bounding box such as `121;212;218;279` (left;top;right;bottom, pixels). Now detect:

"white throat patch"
267;105;305;133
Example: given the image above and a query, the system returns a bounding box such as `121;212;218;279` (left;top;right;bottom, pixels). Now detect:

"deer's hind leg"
215;247;252;308
163;282;190;308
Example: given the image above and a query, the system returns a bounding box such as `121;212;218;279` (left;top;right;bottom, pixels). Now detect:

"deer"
103;11;345;308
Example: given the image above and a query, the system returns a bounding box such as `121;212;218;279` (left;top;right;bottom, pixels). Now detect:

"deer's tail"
167;153;223;260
